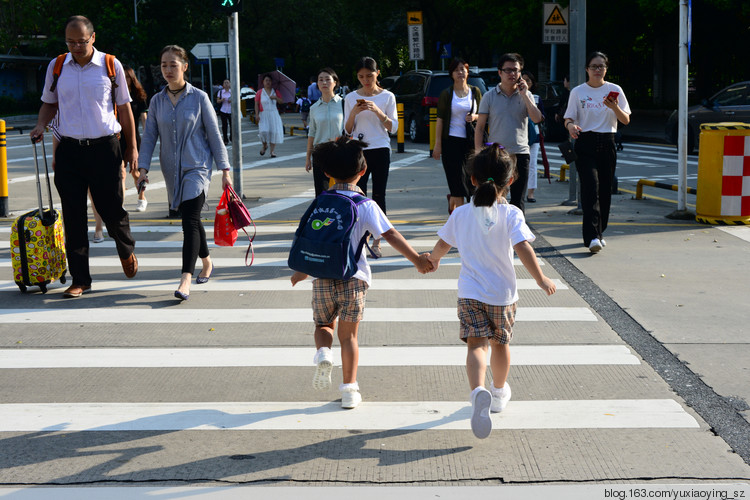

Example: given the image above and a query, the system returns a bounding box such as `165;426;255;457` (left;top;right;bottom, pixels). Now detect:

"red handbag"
214;189;238;247
225;186;256;266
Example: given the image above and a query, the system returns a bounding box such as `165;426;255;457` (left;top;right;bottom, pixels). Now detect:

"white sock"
339;382;359;392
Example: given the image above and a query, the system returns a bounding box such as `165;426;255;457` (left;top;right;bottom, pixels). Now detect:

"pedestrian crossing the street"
4;153;742;492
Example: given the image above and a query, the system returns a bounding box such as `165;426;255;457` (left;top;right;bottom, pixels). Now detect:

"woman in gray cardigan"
431;58;483;214
138;45;232;301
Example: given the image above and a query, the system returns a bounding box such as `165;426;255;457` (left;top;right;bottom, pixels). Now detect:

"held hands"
415;253;434;274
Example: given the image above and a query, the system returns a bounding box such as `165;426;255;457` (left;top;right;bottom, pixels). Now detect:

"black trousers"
441;136;471;199
508;153;530;213
179;192;209;275
54;136;135;286
219;111;232;143
357;147;391;214
574;132;617;246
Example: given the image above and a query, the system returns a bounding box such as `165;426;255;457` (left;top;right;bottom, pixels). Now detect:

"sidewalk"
525;172;750;463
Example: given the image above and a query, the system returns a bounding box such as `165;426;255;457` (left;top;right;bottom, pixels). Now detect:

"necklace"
454;87;470;98
167;83;186;96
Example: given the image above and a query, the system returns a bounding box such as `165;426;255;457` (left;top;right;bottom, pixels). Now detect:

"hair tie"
487;177;494;182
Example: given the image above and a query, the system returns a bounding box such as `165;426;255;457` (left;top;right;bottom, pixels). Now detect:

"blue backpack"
288;190;374;279
300;97;312;113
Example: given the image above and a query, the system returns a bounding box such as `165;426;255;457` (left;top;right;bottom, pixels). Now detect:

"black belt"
61;134;118;146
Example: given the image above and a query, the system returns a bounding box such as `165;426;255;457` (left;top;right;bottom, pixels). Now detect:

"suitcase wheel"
17;283;27;293
60;272;67;285
39;284;48;294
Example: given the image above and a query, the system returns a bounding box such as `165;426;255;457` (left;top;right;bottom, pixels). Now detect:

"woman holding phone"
564;51;630;254
344;56;398;257
138;45;232;300
306;67;345;196
432;58;482;214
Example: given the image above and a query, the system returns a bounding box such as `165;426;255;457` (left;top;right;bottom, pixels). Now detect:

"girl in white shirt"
564;51;631;253
427;144;556;439
344;57;398;257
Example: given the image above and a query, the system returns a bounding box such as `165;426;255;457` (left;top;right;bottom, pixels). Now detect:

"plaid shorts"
312;278;369;325
458;298;517;344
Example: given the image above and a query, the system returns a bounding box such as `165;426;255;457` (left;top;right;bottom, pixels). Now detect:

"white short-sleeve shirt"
438;201;535;306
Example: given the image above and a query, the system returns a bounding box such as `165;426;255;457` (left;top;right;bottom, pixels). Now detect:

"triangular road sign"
546;6;566;25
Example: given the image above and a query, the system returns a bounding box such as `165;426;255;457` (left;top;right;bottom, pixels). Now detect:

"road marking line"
0;307;595;323
0;278;567;292
0;256;542;268
0;345;632;368
0;399;697;431
717;226;750;243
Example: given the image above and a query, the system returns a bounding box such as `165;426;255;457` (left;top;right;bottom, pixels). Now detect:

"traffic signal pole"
228;12;244;197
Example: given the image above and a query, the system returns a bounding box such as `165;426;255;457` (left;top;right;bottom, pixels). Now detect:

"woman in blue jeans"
138;45;232;299
564;52;631;253
344;57;398;257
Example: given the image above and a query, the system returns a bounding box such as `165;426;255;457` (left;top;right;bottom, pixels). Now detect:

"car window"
394;75;424;95
713;84;750;107
426;76;453;97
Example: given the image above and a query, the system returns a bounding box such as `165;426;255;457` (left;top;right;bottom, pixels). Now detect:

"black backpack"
288;190;374;279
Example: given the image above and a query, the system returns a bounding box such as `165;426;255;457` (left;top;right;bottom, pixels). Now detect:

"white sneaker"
92;232;105;243
470;387;492;439
601;239;607;247
312;347;333;391
589;238;603;253
135;199;148;212
340;383;362;409
490;383;511;413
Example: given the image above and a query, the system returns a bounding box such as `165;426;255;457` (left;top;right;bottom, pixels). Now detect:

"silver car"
666;81;750;153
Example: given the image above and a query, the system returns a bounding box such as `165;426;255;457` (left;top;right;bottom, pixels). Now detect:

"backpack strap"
328;189;380;260
49;53;68;93
104;53;119;120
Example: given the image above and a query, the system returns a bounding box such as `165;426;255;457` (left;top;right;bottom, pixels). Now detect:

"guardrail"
636;179;697;200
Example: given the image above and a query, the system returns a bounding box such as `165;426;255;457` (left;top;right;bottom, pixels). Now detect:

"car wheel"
409;116;420;142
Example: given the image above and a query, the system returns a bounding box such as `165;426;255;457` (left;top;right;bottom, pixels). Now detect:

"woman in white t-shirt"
216;80;232;145
344;57;398;257
564;52;631;254
432;58;482;214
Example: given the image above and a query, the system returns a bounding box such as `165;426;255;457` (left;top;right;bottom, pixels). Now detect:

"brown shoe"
63;284;91;298
121;253;138;278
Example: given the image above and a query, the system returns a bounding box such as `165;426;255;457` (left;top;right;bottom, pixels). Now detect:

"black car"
390;70;488;142
665;81;750;153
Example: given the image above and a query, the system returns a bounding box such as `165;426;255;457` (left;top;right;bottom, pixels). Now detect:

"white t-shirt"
564;82;631;133
448;91;472;138
325;190;393;286
437;201;535;306
218;89;232;114
344;90;399;150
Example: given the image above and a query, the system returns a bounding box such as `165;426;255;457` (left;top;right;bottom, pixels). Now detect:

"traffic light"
216;0;242;14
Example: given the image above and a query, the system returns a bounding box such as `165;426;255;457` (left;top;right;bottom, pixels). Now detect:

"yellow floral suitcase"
10;139;67;293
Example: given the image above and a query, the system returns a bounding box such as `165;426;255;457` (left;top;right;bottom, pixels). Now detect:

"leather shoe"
121;253;138;278
63;284;91;298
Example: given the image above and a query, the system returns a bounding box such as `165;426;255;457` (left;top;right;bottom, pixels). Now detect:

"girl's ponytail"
468;144;516;207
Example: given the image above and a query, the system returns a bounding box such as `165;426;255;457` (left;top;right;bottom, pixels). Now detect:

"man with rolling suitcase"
29;15;139;297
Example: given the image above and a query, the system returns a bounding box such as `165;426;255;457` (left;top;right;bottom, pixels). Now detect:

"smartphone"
606;91;620;101
137;179;147;194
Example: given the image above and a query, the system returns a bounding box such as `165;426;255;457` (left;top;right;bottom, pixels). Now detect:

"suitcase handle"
31;138;55;216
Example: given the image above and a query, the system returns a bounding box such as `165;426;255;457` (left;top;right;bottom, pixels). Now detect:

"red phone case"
607;91;619;100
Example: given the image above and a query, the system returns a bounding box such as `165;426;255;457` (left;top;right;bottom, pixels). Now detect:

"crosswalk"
0;148;738;493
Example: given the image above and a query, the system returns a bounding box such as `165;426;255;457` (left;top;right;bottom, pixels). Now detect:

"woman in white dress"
255;73;284;157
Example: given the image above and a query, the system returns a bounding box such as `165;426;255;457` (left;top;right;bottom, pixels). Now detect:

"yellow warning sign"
407;11;423;25
546;6;566;25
